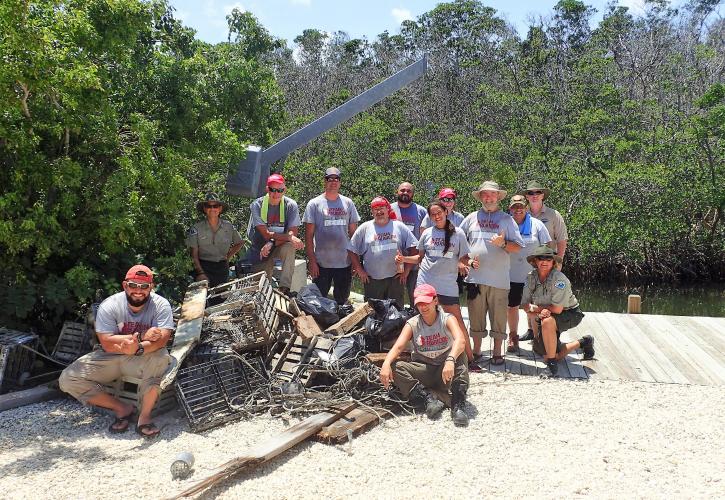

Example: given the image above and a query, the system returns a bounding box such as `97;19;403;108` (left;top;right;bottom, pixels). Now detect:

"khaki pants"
392;354;469;397
59;349;171;404
253;241;296;289
468;284;508;341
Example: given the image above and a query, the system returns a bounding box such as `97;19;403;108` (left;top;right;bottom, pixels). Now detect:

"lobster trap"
174;355;268;431
0;328;39;394
52;321;92;364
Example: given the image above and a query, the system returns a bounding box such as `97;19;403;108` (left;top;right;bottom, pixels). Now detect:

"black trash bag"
314;334;365;370
296;284;340;328
364;298;414;341
337;303;354;318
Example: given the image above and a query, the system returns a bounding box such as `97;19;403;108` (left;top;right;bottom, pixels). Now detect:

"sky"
168;0;656;45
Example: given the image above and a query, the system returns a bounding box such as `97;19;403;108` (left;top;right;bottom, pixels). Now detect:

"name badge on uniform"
324;219;346;226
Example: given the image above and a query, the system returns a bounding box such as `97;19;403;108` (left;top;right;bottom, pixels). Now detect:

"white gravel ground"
1;373;723;499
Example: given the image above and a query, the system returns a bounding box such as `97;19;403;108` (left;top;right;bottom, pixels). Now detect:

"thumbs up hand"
491;231;506;249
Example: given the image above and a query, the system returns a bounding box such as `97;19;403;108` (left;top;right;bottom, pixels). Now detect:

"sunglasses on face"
325;176;340;182
268;187;285;193
127;281;151;289
537;256;554;261
440;197;455;202
527;191;544;196
204;203;221;209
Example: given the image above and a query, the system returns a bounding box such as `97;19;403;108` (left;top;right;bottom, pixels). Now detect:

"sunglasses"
127;281;151;289
268;187;285;193
527;191;544;196
325;176;340;182
537;256;554;261
440;197;455;202
204;203;221;209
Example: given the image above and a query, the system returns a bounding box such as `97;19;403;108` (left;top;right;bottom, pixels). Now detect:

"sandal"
136;422;161;439
108;408;135;434
491;355;505;366
507;333;519;353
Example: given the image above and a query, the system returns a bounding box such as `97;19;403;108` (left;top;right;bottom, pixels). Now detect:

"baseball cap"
325;167;341;177
438;188;456;199
413;284;437;305
266;173;286;186
508;194;527;208
125;264;154;283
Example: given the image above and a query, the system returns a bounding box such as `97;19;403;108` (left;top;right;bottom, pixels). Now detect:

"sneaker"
519;329;534;342
579;335;595;360
545;359;559;377
468;361;483;373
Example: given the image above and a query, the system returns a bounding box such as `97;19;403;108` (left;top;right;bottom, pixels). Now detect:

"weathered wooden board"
325;304;372;336
294;315;323;339
314;406;387;444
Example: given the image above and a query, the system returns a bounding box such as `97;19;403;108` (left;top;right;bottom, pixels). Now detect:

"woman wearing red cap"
380;284;470;426
420;187;465;229
347;196;417;305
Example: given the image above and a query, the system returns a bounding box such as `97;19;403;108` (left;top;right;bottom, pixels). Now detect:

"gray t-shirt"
95;291;174;339
509;216;551;283
246;195;301;264
302;194;360;268
391;202;427;238
408;308;454;365
420;210;465;229
460;209;524;289
347;220;418;280
416;226;470;297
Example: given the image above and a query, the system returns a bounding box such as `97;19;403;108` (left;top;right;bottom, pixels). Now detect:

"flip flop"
136;422;161;439
491;355;505;366
108;409;135;434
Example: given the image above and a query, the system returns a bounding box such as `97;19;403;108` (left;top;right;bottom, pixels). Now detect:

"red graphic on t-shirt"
120;321;151;334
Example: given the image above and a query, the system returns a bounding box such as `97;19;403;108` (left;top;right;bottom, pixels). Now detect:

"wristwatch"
135;343;144;356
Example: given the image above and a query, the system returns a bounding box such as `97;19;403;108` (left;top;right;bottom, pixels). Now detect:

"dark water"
351;282;725;317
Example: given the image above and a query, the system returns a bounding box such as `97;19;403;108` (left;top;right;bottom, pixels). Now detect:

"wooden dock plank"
629;315;716;386
672;317;725;358
600;312;672;383
579;315;635;381
558;330;589;379
614;315;690;385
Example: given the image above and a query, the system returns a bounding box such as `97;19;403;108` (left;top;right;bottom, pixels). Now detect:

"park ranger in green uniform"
186;192;245;288
520;245;594;377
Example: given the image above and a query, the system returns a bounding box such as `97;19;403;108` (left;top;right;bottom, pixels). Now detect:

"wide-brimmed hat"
508;194;528;209
519;181;551;201
526;245;563;265
196;192;227;213
472;181;507;203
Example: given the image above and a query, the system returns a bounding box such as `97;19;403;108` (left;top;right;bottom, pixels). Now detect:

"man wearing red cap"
246;173;304;295
348;196;417;305
59;265;174;438
420;187;465;229
391;182;428;305
380;284;470;426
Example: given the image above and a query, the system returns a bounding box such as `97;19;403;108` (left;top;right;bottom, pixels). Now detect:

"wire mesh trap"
0;328;39;394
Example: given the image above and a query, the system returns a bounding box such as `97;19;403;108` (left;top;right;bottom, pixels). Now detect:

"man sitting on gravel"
59;265;174;438
380;284;470;426
520;246;594;377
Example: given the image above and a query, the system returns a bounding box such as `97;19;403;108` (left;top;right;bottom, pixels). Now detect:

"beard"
126;291;150;307
397;194;412;204
482;201;499;212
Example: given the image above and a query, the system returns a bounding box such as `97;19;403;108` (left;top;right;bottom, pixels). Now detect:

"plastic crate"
100;376;177;417
175;355;268;431
52;321;92;364
0;328;38;394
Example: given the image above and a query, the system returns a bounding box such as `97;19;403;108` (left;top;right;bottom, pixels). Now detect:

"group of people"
58;167;596;436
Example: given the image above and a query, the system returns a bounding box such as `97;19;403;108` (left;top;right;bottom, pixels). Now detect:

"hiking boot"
450;383;469;427
409;384;446;419
545;358;559;377
579;335;595;360
519;329;534;342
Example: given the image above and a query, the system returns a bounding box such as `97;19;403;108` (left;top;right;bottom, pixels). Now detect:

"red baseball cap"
438;188;456;199
413;284;437;305
267;173;286;186
125;264;154;283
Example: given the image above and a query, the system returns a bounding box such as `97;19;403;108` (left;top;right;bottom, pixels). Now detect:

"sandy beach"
2;371;723;499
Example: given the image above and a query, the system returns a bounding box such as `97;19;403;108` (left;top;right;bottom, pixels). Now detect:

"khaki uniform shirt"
521;268;579;310
531;204;568;249
186;219;242;262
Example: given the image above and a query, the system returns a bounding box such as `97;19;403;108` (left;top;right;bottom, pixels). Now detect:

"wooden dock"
462;309;725;385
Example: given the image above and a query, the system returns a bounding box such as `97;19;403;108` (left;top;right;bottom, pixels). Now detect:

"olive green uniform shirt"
531;204;568;249
521;268;579;310
186;219;242;262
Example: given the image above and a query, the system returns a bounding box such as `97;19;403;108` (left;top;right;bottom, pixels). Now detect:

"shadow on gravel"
0;442;117;477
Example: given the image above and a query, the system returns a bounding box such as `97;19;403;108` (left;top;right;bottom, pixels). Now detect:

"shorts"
508;282;524;307
437;294;459;306
531;307;585;356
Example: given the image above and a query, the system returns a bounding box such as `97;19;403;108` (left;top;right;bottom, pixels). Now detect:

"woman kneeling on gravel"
521;245;594;377
379;284;470;426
